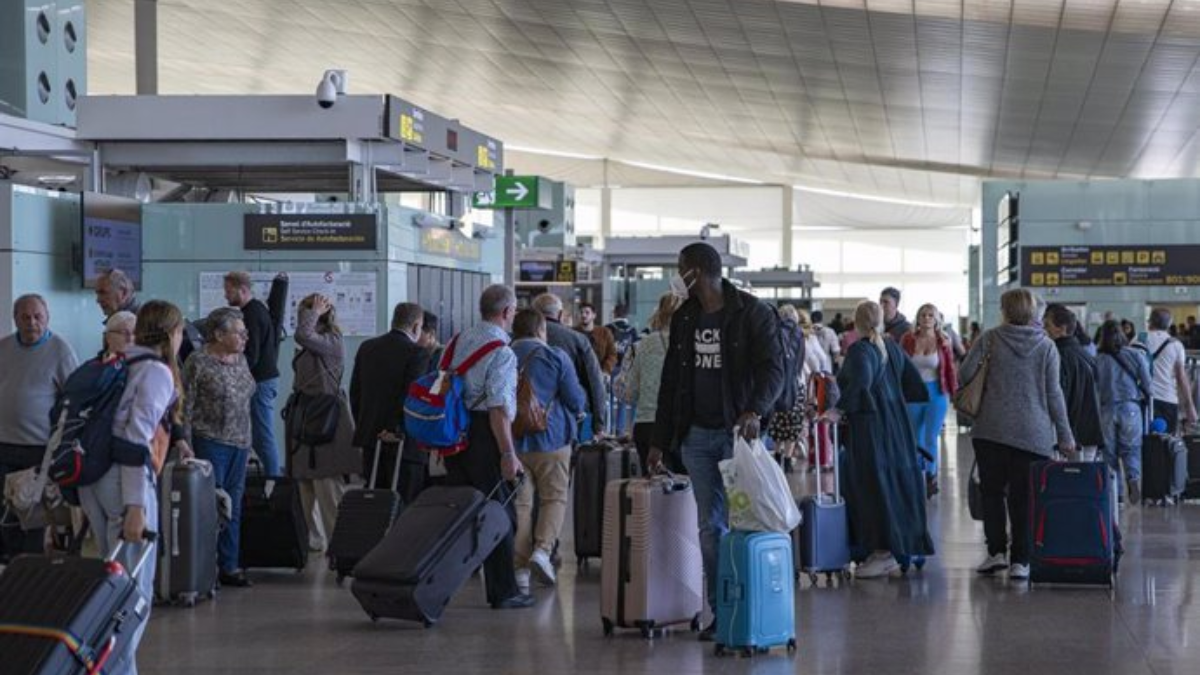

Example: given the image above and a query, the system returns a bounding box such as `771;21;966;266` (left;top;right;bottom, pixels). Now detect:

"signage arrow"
506;181;529;201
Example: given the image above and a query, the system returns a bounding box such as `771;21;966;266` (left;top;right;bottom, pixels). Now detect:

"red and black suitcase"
328;439;404;583
0;534;156;674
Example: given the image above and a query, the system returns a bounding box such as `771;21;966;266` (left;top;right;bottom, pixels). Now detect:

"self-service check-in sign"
472;175;552;210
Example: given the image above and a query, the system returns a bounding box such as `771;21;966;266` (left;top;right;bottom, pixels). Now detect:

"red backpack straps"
453;340;506;376
438;335;460;372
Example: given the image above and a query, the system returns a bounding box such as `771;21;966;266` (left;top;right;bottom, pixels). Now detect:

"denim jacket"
511;338;587;453
1095;348;1152;409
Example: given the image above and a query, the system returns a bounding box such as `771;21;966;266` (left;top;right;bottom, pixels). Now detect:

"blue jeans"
194;438;249;573
906;381;948;476
251;378;281;477
1102;401;1143;483
680;426;733;612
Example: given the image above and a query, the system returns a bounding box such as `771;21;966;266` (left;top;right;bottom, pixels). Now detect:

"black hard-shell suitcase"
1142;433;1188;504
0;534;156;674
156;459;219;606
573;441;640;565
240;469;309;571
351;483;514;627
328;440;404;583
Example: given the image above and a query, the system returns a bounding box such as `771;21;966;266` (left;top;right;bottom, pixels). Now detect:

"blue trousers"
906;380;948;476
1102;401;1143;483
251;378;281;477
680;426;733;612
194;438;249;573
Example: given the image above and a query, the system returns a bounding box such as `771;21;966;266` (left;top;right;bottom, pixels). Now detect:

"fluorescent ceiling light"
792;184;959;209
618;160;764;185
506;145;604;160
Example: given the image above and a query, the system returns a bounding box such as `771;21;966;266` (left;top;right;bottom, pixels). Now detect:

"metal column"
781;185;794;268
135;0;158;95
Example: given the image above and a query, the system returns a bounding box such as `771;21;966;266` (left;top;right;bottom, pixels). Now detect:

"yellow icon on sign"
1046;273;1060;286
1153;251;1167;264
1137;251;1151;264
1091;252;1105;265
1114;272;1128;285
1031;273;1045;286
1032;252;1045;266
1106;251;1120;264
1121;251;1134;264
262;228;278;244
1046;252;1060;265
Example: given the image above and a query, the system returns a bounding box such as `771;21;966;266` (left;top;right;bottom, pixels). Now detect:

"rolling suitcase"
573;440;641;566
1142;433;1188;504
156;459;219;607
1028;460;1114;587
0;533;156;675
1183;435;1200;500
600;475;703;639
239;467;308;571
328;440;404;583
796;420;851;585
351;481;516;627
714;530;797;657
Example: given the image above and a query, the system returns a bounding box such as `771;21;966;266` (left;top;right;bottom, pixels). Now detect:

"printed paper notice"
199;271;379;337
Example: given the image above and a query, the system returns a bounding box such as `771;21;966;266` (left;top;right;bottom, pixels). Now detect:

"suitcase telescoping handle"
812;418;841;504
110;530;158;581
649;467;690;494
484;473;526;508
369;437;406;492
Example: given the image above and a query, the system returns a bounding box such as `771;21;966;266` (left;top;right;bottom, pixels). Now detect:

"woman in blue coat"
827;300;934;579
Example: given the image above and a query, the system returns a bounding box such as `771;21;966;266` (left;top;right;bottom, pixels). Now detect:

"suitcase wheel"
714;644;726;657
423;619;435;629
787;639;797;654
602;619;614;637
741;647;755;658
690;615;701;632
808;573;820;587
640;626;654;640
180;592;198;609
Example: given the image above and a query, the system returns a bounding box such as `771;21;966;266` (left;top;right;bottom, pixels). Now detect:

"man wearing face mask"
350;302;431;503
648;242;785;641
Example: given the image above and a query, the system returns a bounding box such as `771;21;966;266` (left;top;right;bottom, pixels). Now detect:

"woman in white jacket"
77;300;185;675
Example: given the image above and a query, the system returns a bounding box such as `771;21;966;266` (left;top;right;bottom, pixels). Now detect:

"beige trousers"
513;445;572;568
298;477;347;551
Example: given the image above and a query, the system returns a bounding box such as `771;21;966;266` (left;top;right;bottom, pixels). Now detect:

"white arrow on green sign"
472;175;551;209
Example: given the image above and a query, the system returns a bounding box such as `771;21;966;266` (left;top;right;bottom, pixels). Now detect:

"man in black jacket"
648;242;785;641
533;293;607;438
1045;304;1105;456
224;271;283;476
350;303;430;503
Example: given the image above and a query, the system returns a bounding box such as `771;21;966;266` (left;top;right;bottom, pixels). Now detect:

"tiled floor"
136;434;1200;674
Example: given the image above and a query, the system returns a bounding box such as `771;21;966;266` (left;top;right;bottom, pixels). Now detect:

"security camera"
700;222;720;240
315;69;347;109
412;212;448;229
536;219;552;233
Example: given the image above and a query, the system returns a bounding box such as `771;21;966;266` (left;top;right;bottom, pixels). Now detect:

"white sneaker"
855;552;900;579
1008;563;1030;581
529;549;557;586
514;568;531;595
976;553;1008;575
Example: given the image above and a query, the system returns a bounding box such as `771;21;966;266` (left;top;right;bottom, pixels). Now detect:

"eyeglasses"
225;329;249;339
105;329;134;337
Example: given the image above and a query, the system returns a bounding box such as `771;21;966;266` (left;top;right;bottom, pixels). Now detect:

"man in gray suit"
533;293;607;438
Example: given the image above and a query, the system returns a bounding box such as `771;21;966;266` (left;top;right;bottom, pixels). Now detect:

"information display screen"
519;261;556;283
1021;245;1200;287
82;192;142;290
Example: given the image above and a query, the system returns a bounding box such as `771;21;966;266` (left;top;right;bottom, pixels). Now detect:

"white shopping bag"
720;434;802;533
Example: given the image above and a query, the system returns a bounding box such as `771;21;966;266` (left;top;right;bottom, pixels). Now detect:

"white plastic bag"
720;435;802;533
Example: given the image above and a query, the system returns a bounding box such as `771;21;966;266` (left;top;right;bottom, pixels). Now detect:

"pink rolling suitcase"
600;475;703;639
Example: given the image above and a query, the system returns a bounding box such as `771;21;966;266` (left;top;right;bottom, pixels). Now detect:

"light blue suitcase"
714;530;797;657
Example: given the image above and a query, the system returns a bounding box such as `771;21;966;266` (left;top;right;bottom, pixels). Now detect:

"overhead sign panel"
1021;245;1200;287
244;214;377;251
473;175;551;209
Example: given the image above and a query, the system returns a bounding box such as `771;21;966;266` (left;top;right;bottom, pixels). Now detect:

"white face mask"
669;268;695;299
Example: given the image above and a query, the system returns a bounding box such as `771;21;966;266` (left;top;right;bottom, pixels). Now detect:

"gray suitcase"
573;441;641;566
156;459;219;607
795;420;851;585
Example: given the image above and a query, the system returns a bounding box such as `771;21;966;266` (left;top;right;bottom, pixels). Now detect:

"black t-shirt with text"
692;310;725;429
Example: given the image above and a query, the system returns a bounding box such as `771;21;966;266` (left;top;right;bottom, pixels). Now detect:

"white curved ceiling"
85;0;1200;206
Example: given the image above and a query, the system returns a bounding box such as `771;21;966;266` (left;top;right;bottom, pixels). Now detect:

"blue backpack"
403;335;505;456
48;353;164;489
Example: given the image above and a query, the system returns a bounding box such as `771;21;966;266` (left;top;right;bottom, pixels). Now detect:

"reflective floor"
138;434;1200;674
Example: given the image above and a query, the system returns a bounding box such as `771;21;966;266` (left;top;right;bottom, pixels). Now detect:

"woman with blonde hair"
287;293;360;556
900;303;958;497
624;292;683;472
825;300;933;579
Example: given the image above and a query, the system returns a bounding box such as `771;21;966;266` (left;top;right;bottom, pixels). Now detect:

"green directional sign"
473;175;551;210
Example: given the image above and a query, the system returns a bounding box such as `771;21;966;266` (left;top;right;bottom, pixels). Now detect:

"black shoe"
698;621;717;642
492;593;536;609
219;570;253;588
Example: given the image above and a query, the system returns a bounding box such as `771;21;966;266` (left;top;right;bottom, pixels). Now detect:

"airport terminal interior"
5;1;1200;674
